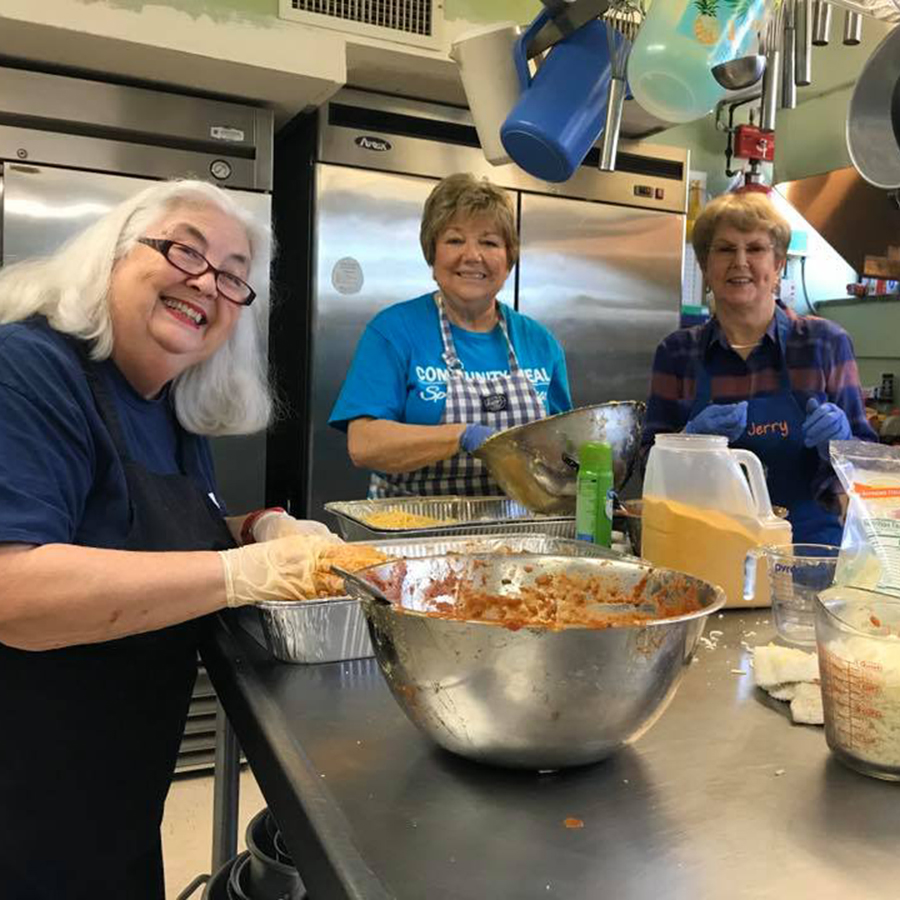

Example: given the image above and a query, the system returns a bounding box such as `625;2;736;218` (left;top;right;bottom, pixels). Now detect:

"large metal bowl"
347;554;725;770
473;402;645;515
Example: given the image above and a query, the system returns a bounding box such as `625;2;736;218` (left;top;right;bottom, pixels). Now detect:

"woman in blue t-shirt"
329;173;572;497
0;180;344;899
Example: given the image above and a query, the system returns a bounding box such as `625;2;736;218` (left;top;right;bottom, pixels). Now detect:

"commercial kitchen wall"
3;1;896;402
641;16;899;391
76;0;537;20
0;0;544;126
9;3;885;182
645;18;893;196
817;299;900;401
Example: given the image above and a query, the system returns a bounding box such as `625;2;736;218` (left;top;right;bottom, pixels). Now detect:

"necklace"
729;340;761;350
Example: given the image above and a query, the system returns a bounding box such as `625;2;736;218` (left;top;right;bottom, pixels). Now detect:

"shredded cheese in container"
821;633;900;769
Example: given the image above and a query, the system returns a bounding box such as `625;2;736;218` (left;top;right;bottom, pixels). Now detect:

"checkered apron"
369;294;546;497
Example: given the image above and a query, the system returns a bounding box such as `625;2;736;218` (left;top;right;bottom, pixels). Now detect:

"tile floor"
162;765;266;900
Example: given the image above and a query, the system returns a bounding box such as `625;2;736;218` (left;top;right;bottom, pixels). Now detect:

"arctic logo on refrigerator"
355;135;391;152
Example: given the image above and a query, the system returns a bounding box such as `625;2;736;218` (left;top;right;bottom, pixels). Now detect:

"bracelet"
240;507;286;545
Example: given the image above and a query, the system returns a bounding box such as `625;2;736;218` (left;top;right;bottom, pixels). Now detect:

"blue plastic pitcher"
501;10;616;183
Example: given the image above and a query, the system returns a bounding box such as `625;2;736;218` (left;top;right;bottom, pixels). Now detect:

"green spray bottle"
575;441;614;546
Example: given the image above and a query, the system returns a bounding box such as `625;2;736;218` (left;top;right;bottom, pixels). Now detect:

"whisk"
600;0;645;172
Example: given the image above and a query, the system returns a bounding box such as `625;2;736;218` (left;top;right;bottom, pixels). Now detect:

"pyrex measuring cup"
744;544;840;645
816;586;900;781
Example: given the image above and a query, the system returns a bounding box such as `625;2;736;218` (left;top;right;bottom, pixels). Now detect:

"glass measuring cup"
816;586;900;781
744;544;840;645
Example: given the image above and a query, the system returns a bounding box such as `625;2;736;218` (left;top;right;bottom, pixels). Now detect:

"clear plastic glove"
218;535;337;607
803;398;851;459
251;510;341;544
459;423;497;453
684;401;748;442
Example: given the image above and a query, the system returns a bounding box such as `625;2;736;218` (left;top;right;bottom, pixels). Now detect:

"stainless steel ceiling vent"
279;0;441;48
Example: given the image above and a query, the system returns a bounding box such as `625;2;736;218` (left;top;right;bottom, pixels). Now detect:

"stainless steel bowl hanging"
846;24;900;189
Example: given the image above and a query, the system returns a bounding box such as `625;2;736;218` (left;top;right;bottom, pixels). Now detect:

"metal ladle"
712;54;767;90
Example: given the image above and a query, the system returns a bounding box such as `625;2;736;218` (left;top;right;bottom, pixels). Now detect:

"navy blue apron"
691;307;843;545
0;346;236;900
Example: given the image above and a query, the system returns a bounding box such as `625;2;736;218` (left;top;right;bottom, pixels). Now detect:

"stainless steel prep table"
200;610;900;900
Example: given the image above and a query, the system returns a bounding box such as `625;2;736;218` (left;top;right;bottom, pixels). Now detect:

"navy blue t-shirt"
0;318;221;550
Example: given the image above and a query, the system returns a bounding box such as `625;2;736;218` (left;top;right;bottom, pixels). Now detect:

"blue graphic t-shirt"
329;293;572;430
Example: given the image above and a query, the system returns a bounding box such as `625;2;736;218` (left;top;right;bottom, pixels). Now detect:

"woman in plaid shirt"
641;191;876;544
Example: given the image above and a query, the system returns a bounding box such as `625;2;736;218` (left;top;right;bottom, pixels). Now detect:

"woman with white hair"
0;180;337;898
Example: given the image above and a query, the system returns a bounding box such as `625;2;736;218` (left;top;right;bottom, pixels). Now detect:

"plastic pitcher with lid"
641;434;791;607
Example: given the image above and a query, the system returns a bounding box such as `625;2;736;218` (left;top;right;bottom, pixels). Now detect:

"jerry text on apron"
690;307;843;545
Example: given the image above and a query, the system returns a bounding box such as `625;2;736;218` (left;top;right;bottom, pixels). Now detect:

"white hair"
0;179;273;435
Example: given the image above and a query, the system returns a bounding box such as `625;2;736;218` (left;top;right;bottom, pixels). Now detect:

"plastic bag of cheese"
830;440;900;597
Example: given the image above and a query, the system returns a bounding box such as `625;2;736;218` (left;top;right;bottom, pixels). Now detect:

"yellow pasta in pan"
362;510;457;530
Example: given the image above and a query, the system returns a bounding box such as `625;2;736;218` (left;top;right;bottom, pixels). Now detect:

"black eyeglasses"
137;238;256;306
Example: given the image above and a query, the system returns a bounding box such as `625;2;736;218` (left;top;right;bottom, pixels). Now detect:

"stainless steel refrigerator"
270;89;688;520
0;66;274;772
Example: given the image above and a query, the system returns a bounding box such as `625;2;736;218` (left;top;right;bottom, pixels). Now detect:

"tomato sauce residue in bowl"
368;560;705;632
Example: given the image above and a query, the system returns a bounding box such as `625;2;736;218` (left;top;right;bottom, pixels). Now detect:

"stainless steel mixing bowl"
346;554;725;770
473;401;645;515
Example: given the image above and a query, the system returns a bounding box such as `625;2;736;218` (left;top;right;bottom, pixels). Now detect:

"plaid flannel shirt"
640;305;878;508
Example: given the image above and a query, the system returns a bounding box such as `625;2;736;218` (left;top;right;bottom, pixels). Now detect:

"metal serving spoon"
331;565;392;606
712;54;767;90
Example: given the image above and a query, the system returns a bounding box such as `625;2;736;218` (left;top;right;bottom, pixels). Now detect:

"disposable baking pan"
323;495;576;542
257;534;621;664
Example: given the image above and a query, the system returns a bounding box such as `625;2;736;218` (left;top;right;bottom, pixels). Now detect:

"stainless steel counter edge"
201;609;900;899
200;612;395;900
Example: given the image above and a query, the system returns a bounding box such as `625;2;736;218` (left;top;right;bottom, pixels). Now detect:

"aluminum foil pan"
257;535;622;664
324;495;575;542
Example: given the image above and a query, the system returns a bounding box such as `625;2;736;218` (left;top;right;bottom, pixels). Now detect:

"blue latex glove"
684;401;748;442
803;398;851;458
460;423;498;453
